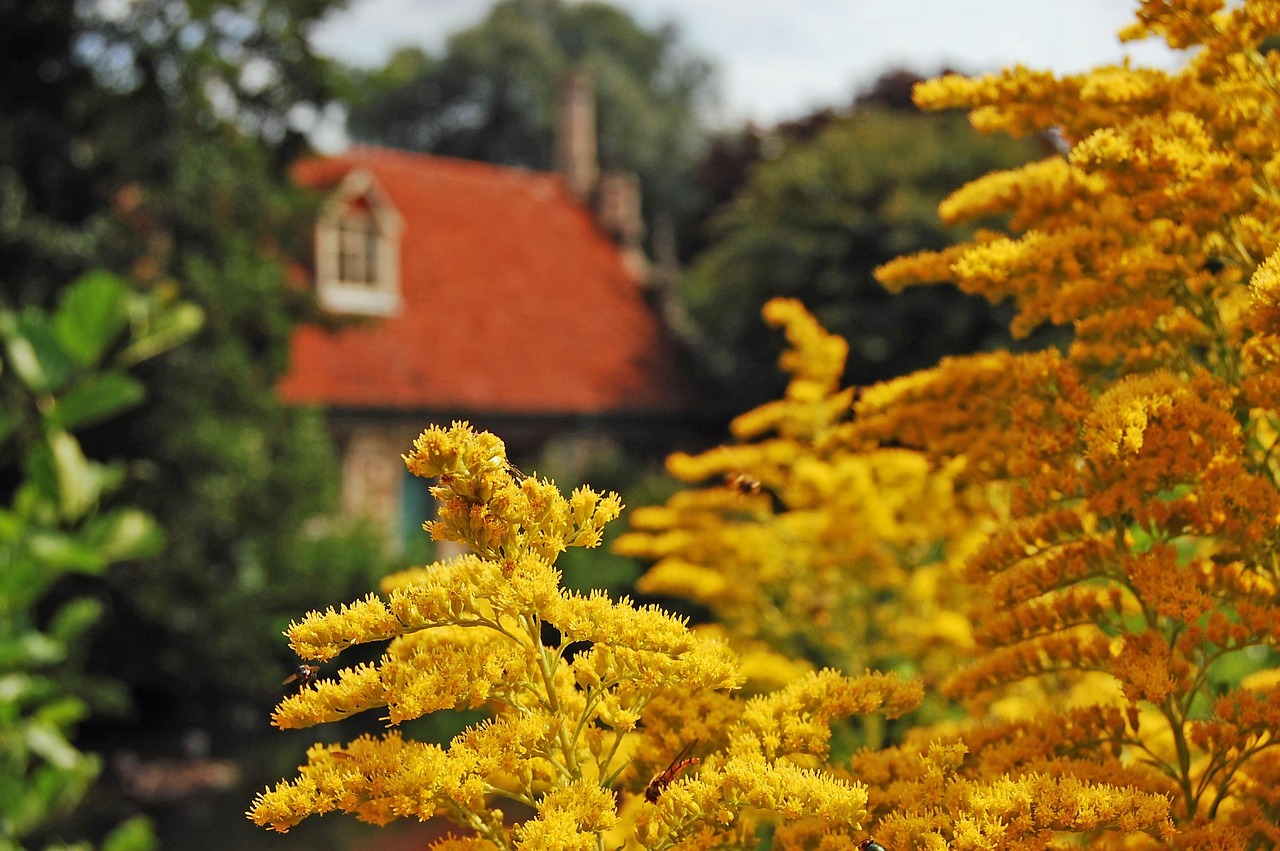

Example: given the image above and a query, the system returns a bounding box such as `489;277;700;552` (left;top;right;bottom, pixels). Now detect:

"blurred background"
0;1;1177;848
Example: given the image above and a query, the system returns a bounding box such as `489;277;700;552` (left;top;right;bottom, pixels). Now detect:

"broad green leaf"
0;631;65;675
0;553;51;612
28;751;100;823
23;439;60;506
81;509;164;562
118;301;204;366
48;372;146;432
47;598;104;645
0;672;51;706
53;271;129;368
23;720;83;771
0;508;20;541
47;431;100;521
26;531;109;575
6;632;67;669
102;816;158;851
0;309;74;394
34;695;89;729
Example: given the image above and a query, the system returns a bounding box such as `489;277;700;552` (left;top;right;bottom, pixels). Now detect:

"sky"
309;0;1184;128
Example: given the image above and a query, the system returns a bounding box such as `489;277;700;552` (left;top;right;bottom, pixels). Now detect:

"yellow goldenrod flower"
254;421;897;847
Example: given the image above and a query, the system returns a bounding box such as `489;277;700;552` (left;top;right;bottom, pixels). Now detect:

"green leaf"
48;372;147;432
47;431;101;521
0;631;65;671
0;672;42;705
23;720;84;771
34;695;90;730
26;750;100;827
102;816;158;851
26;531;109;575
81;508;164;562
0;309;74;394
53;271;130;368
118;301;204;366
47;431;97;517
47;598;105;645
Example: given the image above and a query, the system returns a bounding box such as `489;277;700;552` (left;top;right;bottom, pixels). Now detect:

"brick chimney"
556;68;650;282
555;68;599;202
597;170;648;281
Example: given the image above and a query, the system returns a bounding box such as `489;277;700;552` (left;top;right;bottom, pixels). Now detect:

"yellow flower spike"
285;593;402;661
734;670;923;762
427;838;501;851
259;416;963;846
1250;245;1280;307
385;566;501;628
248;732;452;832
379;638;533;725
272;662;385;729
450;713;557;783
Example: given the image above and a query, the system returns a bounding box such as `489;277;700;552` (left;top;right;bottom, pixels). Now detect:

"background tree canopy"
3;2;391;845
341;0;715;253
678;77;1050;414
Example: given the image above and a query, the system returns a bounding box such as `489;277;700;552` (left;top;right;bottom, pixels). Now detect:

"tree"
1;271;200;850
341;0;715;249
679;77;1046;415
1;1;391;839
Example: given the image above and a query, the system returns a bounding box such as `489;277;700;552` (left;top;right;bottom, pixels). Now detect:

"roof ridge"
343;144;561;185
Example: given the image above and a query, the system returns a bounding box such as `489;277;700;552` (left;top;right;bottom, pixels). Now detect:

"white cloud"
310;0;1184;126
310;0;487;66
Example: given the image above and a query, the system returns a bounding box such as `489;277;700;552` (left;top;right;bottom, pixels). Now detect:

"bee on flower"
282;664;319;690
644;740;700;803
724;471;763;496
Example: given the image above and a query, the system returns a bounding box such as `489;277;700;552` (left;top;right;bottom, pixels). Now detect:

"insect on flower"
858;840;889;851
282;664;320;690
724;471;763;496
645;740;700;803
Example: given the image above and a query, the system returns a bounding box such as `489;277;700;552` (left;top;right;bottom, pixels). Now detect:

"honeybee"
644;741;700;803
858;840;889;851
724;471;762;496
283;664;320;690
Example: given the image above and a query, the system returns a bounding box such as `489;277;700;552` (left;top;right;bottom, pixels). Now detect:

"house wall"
337;422;423;547
330;412;720;554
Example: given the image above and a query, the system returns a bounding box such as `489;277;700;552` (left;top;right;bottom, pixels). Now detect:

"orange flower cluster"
623;1;1280;847
843;1;1280;846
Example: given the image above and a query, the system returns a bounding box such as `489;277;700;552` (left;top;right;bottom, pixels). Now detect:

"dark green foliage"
681;101;1047;413
2;1;393;842
1;271;197;851
342;0;714;249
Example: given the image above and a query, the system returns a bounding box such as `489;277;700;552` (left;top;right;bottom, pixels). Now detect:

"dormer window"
336;206;380;286
316;169;403;315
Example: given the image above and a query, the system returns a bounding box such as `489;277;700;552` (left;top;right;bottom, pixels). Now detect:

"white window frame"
315;168;404;316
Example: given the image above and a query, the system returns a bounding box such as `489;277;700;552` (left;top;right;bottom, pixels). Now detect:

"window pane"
337;214;378;287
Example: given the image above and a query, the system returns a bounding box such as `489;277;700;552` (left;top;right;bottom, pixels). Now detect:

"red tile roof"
278;147;695;416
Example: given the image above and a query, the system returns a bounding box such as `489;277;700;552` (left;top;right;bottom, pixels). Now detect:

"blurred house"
277;72;703;549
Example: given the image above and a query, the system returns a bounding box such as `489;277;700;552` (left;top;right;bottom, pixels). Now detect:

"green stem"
525;614;581;780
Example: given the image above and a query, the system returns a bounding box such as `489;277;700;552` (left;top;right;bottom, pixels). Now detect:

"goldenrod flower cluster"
616;299;988;726
849;1;1280;846
249;422;912;849
624;1;1280;847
